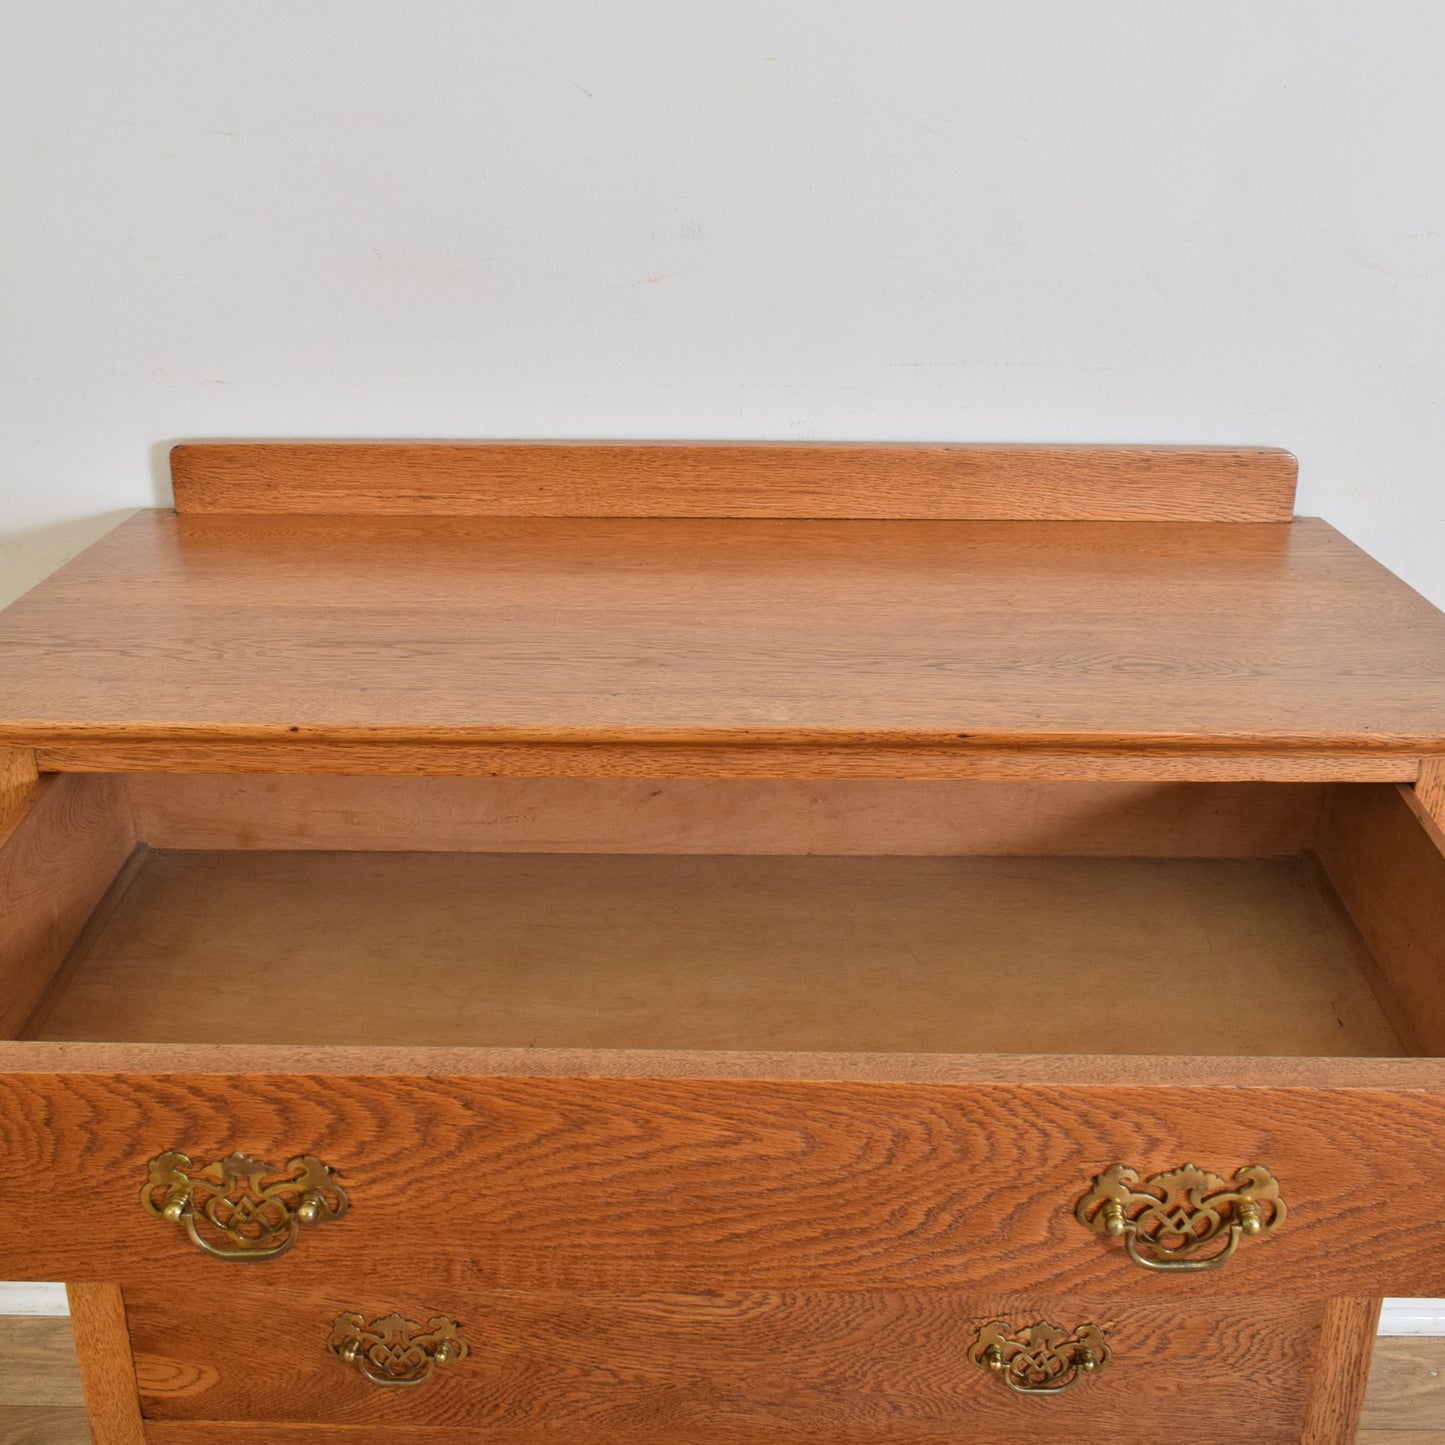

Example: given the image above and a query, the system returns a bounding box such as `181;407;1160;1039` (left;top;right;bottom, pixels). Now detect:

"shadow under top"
0;442;1442;776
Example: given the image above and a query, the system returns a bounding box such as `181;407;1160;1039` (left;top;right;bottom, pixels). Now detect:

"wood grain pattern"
5;1040;1443;1087
67;1284;143;1445
1361;1337;1445;1430
142;1431;583;1445
169;441;1300;521
2;513;1444;774
0;1319;84;1408
0;748;39;827
0;1303;1417;1442
1415;758;1445;828
3;1068;1445;1296
17;844;152;1043
142;1425;1304;1445
0;1409;92;1445
0;773;135;1038
40;742;1422;782
121;775;1327;856
1317;785;1445;1056
26;850;1403;1057
127;1280;1319;1435
1302;1297;1381;1444
1304;852;1428;1060
0;1327;1401;1445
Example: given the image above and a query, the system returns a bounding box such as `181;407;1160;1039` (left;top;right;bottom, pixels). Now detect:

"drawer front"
127;1277;1323;1440
0;1062;1440;1295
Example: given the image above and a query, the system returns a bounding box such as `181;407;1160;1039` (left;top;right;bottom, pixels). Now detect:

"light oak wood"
66;1285;143;1445
1415;758;1445;828
0;748;39;827
1317;785;1445;1057
2;514;1444;777
0;457;1434;1440
0;774;135;1039
1304;852;1429;1060
127;1279;1320;1435
0;1409;92;1445
121;775;1327;855
18;846;152;1046
137;1431;581;1444
1361;1337;1445;1431
6;1040;1445;1086
170;441;1300;521
0;1319;84;1408
2;1066;1445;1296
42;742;1422;782
0;1315;1430;1444
142;1426;1244;1445
1302;1297;1382;1444
25;850;1402;1057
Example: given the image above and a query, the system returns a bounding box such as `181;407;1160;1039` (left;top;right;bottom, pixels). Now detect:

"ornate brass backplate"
328;1311;469;1387
969;1319;1110;1394
141;1151;349;1261
1076;1162;1285;1272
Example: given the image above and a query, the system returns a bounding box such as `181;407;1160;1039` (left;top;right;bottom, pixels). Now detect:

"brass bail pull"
970;1320;1110;1394
328;1312;468;1387
141;1151;349;1261
1078;1162;1285;1272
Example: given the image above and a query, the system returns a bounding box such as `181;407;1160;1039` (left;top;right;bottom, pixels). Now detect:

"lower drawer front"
128;1278;1323;1441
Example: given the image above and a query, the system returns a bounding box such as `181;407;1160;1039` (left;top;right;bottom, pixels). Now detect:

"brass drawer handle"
328;1311;468;1387
969;1320;1109;1394
1076;1162;1285;1272
142;1151;349;1261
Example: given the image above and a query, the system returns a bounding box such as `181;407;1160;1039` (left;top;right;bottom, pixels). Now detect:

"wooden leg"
1301;1297;1383;1444
67;1283;145;1445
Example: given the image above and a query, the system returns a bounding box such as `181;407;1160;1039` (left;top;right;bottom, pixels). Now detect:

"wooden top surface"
0;510;1443;757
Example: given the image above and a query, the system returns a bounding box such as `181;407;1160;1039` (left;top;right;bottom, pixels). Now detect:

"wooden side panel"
0;773;136;1039
68;1284;145;1445
127;1279;1319;1439
1;1069;1444;1297
1301;1297;1382;1445
1316;785;1445;1057
1414;757;1445;828
169;442;1299;521
123;775;1325;856
0;748;39;827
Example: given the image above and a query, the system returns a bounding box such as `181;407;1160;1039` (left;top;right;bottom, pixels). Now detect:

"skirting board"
0;1283;70;1315
0;1283;1437;1332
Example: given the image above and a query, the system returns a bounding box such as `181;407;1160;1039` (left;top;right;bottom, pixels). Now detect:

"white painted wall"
2;1;1444;1328
2;2;1444;603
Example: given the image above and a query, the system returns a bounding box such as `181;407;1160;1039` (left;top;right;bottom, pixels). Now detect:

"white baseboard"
0;1283;1440;1332
1380;1299;1445;1335
0;1283;69;1315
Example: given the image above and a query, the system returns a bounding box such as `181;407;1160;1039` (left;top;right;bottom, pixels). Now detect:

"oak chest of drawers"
2;440;1444;1443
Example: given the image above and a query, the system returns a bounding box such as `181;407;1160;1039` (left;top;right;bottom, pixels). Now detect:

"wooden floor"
2;1317;1443;1443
